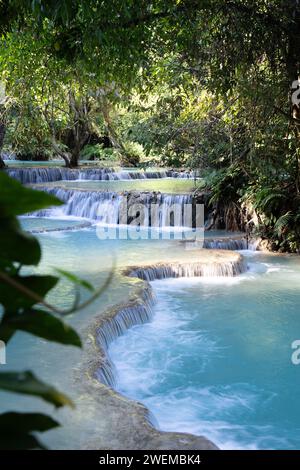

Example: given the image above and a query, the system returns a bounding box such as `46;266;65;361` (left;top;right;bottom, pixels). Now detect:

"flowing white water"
4;223;237;449
7;167;194;183
31;187;196;228
126;258;246;281
96;256;246;389
5;167;291;450
109;255;300;450
203;238;248;250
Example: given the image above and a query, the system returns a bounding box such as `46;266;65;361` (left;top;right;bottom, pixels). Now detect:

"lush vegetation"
0;1;299;249
1;0;300;450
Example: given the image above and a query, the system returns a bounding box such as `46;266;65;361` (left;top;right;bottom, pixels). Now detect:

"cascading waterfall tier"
29;185;259;249
95;251;246;388
203;238;248;250
31;186;195;227
31;186;259;249
95;283;156;387
182;237;259;251
124;257;246;281
7;167;194;184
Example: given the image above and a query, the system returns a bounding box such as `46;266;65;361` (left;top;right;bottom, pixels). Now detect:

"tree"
0;88;10;168
0;113;6;168
0;0;300;247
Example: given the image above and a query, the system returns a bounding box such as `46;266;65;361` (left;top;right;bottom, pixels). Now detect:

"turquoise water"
20;217;244;243
109;253;300;450
19;216;89;232
0;222;211;448
1;214;300;449
41;178;197;194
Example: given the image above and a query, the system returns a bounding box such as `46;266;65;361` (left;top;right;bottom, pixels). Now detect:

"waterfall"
31;187;195;227
96;253;246;387
203;237;260;251
203;238;248;250
95;284;155;387
183;237;259;251
7;167;194;184
124;257;246;281
33;188;122;223
157;193;194;227
7;167;116;183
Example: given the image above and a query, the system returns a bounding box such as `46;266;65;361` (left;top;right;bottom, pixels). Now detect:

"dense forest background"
0;0;300;252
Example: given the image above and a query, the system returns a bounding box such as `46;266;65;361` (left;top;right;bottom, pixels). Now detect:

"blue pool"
110;254;300;449
1;215;300;449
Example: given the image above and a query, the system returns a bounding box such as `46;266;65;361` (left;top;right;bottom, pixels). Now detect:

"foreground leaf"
0;274;59;310
0;371;74;408
0;433;46;450
0;308;81;347
0;217;42;265
0;412;59;434
0;172;63;217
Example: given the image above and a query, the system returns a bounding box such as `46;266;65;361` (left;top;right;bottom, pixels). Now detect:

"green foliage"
113;81;205;168
80;144;120;162
0;172;61;217
5;0;300;450
9;108;54;161
0;172;64;266
1;308;81;346
241;184;300;252
204;166;247;207
0;412;59;450
0;0;299;252
121;141;145;166
0;172;103;448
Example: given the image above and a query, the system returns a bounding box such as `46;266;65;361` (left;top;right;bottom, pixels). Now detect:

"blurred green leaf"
0;433;46;450
0;308;81;347
0;412;59;434
0;172;62;217
0;371;74;408
0;218;42;265
0;274;59;310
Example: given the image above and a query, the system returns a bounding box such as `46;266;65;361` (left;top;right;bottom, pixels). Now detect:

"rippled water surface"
1;210;300;450
110;254;300;449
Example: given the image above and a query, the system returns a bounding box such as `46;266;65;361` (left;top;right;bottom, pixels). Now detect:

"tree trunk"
50;137;72;168
69;149;80;168
67;91;91;168
100;97;124;151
